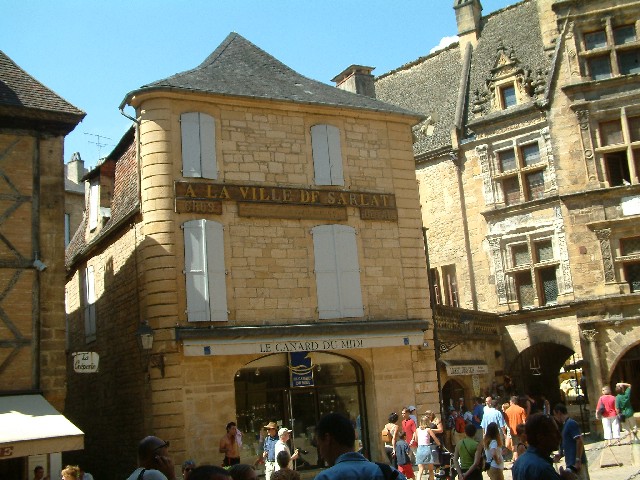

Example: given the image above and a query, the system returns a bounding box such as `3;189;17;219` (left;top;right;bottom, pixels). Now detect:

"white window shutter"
313;225;342;319
199;113;217;179
184;219;210;321
205;220;228;321
311;125;332;185
181;112;202;178
334;225;364;317
88;181;99;230
84;266;96;338
326;125;344;186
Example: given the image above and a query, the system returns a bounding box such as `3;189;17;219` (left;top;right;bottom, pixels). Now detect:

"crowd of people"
49;382;635;480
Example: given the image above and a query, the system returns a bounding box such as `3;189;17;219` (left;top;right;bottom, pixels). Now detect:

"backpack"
381;426;392;443
455;415;466;433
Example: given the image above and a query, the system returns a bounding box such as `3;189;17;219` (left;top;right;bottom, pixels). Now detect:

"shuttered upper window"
181;112;217;179
183;219;227;322
312;224;363;319
84;265;96;342
311;124;344;186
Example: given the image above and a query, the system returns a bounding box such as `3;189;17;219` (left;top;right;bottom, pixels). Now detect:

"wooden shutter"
313;225;341;318
326;125;344;186
205;220;228;321
88;181;99;230
181;112;217;179
311;125;332;185
313;225;363;318
182;112;202;177
84;266;96;339
184;219;210;321
200;113;217;179
334;225;364;317
184;219;228;322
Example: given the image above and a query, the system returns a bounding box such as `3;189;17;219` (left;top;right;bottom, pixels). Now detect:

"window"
506;238;559;308
441;264;459;307
181;112;217;179
579;21;640;80
620;237;640;293
311;124;344;186
84;266;96;342
499;84;517;109
183;219;228;322
596;114;640;186
494;142;546;205
430;268;442;305
312;224;363;319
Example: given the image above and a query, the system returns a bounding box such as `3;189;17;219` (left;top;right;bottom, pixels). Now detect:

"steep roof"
375;0;551;156
0;50;85;133
121;33;421;120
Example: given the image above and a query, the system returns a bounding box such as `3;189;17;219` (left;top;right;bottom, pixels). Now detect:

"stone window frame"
488;207;573;307
611;232;640;293
593;106;640;187
575;16;640;80
477;127;557;207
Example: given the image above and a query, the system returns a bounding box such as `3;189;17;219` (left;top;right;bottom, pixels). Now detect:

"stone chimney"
454;0;482;50
66;152;85;184
332;65;376;98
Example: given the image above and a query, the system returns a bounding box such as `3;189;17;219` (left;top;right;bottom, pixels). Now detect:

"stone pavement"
502;433;640;480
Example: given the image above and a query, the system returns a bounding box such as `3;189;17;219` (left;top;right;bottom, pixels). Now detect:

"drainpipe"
32;136;41;390
423;227;445;421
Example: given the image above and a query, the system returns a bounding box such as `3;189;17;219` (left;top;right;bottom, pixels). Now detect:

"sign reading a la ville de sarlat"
174;181;398;221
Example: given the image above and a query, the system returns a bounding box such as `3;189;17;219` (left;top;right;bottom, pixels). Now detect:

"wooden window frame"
493;141;546;205
595;109;640;186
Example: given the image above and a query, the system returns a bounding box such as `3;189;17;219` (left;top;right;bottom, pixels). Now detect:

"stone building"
64;33;435;478
375;0;640;428
0;51;85;478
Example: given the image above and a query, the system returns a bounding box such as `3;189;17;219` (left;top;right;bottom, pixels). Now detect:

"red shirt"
403;418;417;447
597;394;617;418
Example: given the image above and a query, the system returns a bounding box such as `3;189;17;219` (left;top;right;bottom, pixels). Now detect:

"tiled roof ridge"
377;41;461;80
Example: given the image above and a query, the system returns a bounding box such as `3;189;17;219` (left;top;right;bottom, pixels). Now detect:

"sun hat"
278;427;292;437
264;422;278;429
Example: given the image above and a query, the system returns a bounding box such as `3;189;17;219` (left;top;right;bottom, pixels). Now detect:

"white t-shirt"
274;440;292;471
484;440;504;470
126;468;168;480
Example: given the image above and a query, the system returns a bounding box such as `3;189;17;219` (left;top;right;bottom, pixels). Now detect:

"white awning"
0;395;84;459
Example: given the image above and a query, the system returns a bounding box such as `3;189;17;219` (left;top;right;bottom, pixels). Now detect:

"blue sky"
2;0;513;169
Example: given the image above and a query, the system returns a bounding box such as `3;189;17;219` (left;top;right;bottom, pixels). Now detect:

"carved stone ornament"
581;329;598;342
438;341;462;353
595;229;615;282
576;110;590;130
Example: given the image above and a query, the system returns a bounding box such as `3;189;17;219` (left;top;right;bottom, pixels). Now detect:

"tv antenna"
84;133;114;159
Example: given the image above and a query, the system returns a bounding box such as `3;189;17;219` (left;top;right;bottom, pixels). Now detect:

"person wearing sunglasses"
127;436;176;480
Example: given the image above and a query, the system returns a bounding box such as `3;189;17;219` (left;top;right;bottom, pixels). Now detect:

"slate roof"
66;128;139;269
0;50;85;118
375;0;551;156
376;43;463;156
121;33;421;120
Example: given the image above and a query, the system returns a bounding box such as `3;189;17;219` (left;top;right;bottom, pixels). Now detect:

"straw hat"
264;421;278;429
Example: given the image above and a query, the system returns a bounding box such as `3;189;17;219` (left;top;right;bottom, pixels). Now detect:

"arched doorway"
611;342;640;411
234;352;366;471
509;342;574;407
442;379;466;413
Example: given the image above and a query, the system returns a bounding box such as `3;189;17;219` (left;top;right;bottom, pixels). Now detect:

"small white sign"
72;352;99;373
446;364;489;376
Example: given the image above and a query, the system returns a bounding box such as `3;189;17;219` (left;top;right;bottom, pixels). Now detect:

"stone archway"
508;342;574;407
442;378;466;412
610;342;640;411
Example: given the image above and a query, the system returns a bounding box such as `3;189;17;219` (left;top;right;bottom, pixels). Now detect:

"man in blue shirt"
553;404;589;480
471;398;484;440
512;413;576;480
263;422;279;480
480;399;506;439
314;413;406;480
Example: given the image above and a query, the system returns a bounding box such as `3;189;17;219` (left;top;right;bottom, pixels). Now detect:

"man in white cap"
274;427;299;471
